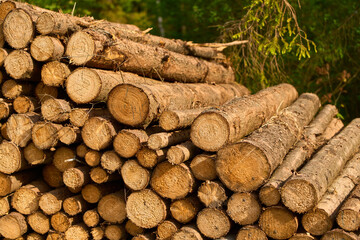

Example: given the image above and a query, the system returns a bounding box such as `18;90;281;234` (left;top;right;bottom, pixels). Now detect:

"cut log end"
196;208;231;239
126;220;145;236
105;224;126;240
63;167;89;190
32;122;61;150
100;151;123;173
91;227;105;240
97;191;126;224
36;12;55;35
28;211;50;234
0;212;28;239
81;184;102;204
113;131;142;158
321;229;358;240
190;154;217;181
66;31;95;65
83;209;100;227
337;207;360;232
41;98;71;123
30;36;64;62
0;196;10;216
0;173;11;197
259;185;281;207
53;147;76;172
227;192;261;225
156;220;178;240
302;209;332;236
13;96;38;114
170;197;200;224
197;181;227;208
4;50;34;79
236;226;267;240
42;164;64;188
65;224;89;240
82;117;116;151
159;111;180;131
41;61;71;87
289;233;316;240
121;159;150;191
0;141;23;174
172;226;203;240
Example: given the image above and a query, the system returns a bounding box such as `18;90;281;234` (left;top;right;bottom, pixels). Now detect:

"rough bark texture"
236;226;268;240
190;154;217;181
30;36;64;62
107;82;249;128
259;105;340;206
197;181;227;208
320;229;358;240
97;191;126;223
191;83;298;152
148;129;191;150
281;118;360;213
217;93;320;192
136;147;167;169
336;184;360;231
31;121;62;150
39;187;73;215
121;159;150;191
170;196;201;224
159;108;206;131
41;61;71;87
196;208;231;239
0;212;28;239
41;98;71;123
227;192;261;225
167;140;200;165
4;50;40;80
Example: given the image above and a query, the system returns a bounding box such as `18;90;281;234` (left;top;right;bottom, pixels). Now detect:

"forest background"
26;0;360;122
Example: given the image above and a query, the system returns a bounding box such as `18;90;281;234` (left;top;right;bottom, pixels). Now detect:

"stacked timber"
0;1;358;240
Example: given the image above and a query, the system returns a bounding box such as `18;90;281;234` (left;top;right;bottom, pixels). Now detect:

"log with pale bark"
148;129;191;150
336;184;360;231
30;36;64;62
167;140;200;165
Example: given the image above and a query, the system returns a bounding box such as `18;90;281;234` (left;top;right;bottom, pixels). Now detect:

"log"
39;187;74;215
66;30;235;84
0;140;27;174
81;116;118;151
35;82;58;103
24;142;52;165
100;150;124;173
41;61;71;87
42;164;64;187
11;180;51;215
121;159;150;191
41;98;71;123
216;93;321;192
58;126;81;145
46;232;65;240
159;108;206;131
63;166;91;192
0;122;9;140
90;166;121;184
156;219;179;240
322;118;344;140
190;154;217;181
4;50;40;80
90;227;104;240
281;118;360;213
107;82;249;128
136;147;167;169
172;226;203;240
132;233;156;240
197;181;227;208
63;194;90;216
259;104;340;206
302;153;360;235
66;67;158;104
259;206;298;240
84;150;101;167
30;36;64;62
150;161;195;199
32;121;62;150
320;229;358;240
226;192;261;225
148;129;191;150
0;98;12;119
0;48;8;65
13;96;39;114
126;220;145;236
336;184;360;231
167;140;200;165
191;83;298;151
170;196;201;224
28;232;45;240
7;112;41;147
1;79;33;99
53;147;77;172
289;233;317;240
0;169;39;196
104;224;127;240
81;182;119;204
196;208;231;239
64;224;89;240
51;212;80;233
0;196;10;216
76;143;90;158
69;108;112;128
236;226;268;240
83;209;100;227
0;212;28;239
27;211;50;234
97;191;126;224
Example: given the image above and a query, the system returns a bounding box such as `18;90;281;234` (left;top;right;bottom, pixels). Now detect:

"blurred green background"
26;0;360;122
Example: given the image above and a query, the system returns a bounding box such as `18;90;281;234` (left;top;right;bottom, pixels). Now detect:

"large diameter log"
66;67;158;104
302;153;360;235
100;151;124;173
236;226;268;240
197;181;227;208
97;191;126;223
320;229;358;240
27;211;50;234
156;220;179;240
217;93;320;192
107;82;249;128
259;105;340;206
172;226;203;240
30;36;64;62
0;169;39;196
121;159;150;191
227;192;261;225
281;118;360;213
190;154;217;181
259;206;298;240
4;50;39;80
159;108;206;131
81;182;119;203
7;112;41;147
41;61;71;87
66;30;235;84
2;80;33;99
196;208;231;239
336;184;360;231
136;147;167;169
13;96;39;114
0;212;28;239
41;98;71;123
191;83;298;151
0;141;27;174
148;129;190;150
170;196;201;224
32;121;62;150
39;187;74;215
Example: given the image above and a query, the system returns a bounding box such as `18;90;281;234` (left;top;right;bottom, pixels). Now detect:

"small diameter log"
227;192;261;225
51;212;81;233
0;98;12;119
63;195;90;216
91;227;104;240
7;112;41;147
64;224;89;240
281;118;360;213
28;232;45;240
63;166;91;192
32;121;62;150
121;159;150;191
39;187;74;215
126;189;167;229
302;153;360;235
136;147;167;169
84;150;101;167
46;232;65;240
76;143;90;158
197;181;227;208
321;229;358;240
35;82;58;103
24;142;52;165
126;220;145;236
27;211;50;234
236;226;268;240
259;104;339;206
69;108;112;128
156;219;179;240
196;208;231;239
0;169;39;196
41;61;71;87
0;122;9;140
0;141;27;174
81;116;118;151
81;182;119;204
66;30;235;84
41;98;71;123
97;191;126;224
336;184;360;231
13;96;39;114
167;141;200;165
150;161;195;199
289;233;317;240
190;154;217;181
0;196;10;216
0;212;28;239
11;180;51;215
42;164;64;187
170;196;201;224
259;206;298;240
104;224;127;240
172;226;203;240
4;50;40;80
66;67;158;104
107;82;249;128
132;233;156;240
30;35;64;62
159;108;206;131
148;129;190;150
83;209;100;227
90;166;121;184
217;93;320;192
2;79;33;99
35;12;81;35
100;150;124;173
53;147;77;172
58;126;81;145
0;48;9;66
321;118;344;140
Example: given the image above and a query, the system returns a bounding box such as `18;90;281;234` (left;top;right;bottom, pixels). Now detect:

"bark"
227;192;261;225
107;82;249;128
336;184;360;231
83;209;100;227
53;147;77;172
159;108;206;131
196;208;231;239
7;112;41;147
41;98;71;123
4;50;40;80
35;82;58;103
42;164;64;188
97;191;126;224
0;169;39;196
31;121;62;150
39;187;74;215
0;212;28;239
259;206;298;240
191;83;298;151
0;196;10;216
58;126;81;145
172;226;203;240
259;105;340;206
27;211;50;234
126;220;145;236
63;194;90;216
236;226;268;240
281;118;360;213
69;107;112;128
217;93;320;192
66;67;158;104
30;35;64;62
100;150;124;173
41;61;71;87
84;150;101;167
0;140;28;174
320;229;358;240
197;181;227;208
190;154;217;181
167;140;200;165
0;98;12;119
63;166;91;192
121;159;150;191
150;161;195;199
66;29;235;84
64;224;89;240
104;224;127;240
13;96;39;114
50;212;81;233
90;166;121;184
156;219;179;240
148;129;191;150
170;196;201;224
302;153;360;235
2;80;33;99
81;182;119;204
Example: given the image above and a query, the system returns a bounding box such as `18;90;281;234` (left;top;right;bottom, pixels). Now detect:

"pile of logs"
0;1;359;240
